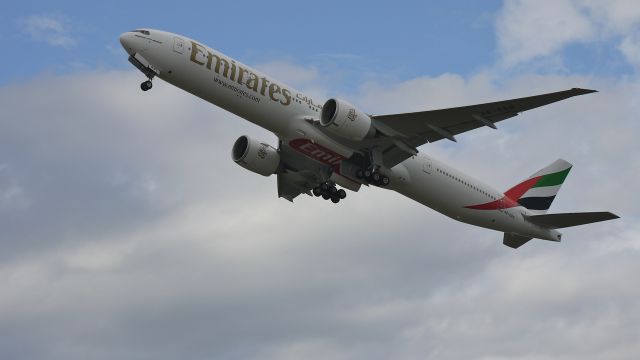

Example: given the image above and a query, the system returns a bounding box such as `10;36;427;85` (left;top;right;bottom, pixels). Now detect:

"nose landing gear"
140;80;153;91
128;55;157;92
313;182;347;204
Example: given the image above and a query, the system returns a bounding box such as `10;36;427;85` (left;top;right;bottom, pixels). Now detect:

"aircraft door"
173;37;185;54
422;158;432;174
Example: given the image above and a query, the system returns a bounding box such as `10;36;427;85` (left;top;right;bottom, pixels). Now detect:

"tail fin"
504;159;572;214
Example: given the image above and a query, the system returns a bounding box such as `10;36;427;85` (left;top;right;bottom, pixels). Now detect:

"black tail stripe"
518;196;556;210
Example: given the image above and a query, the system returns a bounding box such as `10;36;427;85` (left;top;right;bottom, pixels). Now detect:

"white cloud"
619;34;640;68
20;14;77;48
496;0;594;67
256;61;319;87
582;0;640;32
0;58;637;359
255;60;329;100
496;0;640;69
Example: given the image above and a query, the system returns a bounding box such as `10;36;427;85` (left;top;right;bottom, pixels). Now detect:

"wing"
371;88;597;168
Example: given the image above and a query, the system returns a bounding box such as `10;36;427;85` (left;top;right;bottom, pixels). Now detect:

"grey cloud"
0;59;638;359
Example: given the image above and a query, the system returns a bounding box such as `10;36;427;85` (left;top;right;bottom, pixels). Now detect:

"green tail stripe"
533;167;571;188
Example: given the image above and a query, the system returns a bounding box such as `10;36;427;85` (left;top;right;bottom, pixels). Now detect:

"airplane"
119;29;619;249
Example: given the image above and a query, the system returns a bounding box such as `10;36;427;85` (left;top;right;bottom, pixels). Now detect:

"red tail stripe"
504;176;542;201
465;196;519;210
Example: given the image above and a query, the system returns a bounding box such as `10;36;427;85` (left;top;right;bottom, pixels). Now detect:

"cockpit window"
131;29;150;35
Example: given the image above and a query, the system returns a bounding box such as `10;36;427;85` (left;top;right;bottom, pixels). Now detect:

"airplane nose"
119;32;135;55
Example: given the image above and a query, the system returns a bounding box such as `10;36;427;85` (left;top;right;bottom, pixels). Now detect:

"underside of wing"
371;88;596;168
275;140;337;201
277;170;316;201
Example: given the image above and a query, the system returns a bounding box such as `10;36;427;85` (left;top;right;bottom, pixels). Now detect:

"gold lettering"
206;51;213;70
280;88;292;106
268;83;281;101
210;53;229;77
245;72;259;92
237;66;248;85
259;76;270;96
193;41;295;107
230;61;237;81
190;41;206;65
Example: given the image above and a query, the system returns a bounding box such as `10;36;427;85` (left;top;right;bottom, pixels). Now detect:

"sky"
1;1;639;359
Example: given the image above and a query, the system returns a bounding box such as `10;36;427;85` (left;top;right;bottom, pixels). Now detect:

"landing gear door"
173;37;184;54
422;158;432;174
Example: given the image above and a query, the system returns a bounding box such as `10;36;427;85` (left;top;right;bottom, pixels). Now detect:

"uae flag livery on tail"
465;159;572;212
504;159;572;214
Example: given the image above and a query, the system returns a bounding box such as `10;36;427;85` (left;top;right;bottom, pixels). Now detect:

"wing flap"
277;171;313;202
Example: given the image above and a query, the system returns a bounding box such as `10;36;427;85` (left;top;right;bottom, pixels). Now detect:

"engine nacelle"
231;135;280;176
320;98;374;141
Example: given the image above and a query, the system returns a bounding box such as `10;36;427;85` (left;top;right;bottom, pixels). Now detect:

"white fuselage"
120;29;561;241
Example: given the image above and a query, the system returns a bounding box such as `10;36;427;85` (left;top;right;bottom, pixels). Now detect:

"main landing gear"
140;79;153;91
356;168;390;187
313;182;347;204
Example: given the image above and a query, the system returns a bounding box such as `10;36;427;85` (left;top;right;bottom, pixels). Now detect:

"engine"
231;135;280;176
320;98;375;141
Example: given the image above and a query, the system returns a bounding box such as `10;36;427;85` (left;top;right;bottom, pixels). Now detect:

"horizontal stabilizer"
526;212;619;229
503;233;533;249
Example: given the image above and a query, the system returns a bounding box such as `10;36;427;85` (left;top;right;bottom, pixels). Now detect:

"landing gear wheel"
315;181;347;203
364;169;372;179
356;169;364;179
381;176;390;186
372;172;382;184
337;189;347;199
140;80;153;91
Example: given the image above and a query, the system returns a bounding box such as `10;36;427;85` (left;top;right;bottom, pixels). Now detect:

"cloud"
496;0;640;69
19;14;77;48
0;56;637;359
0;164;31;211
496;0;594;67
582;0;640;32
619;34;640;68
1;3;639;357
255;61;319;88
